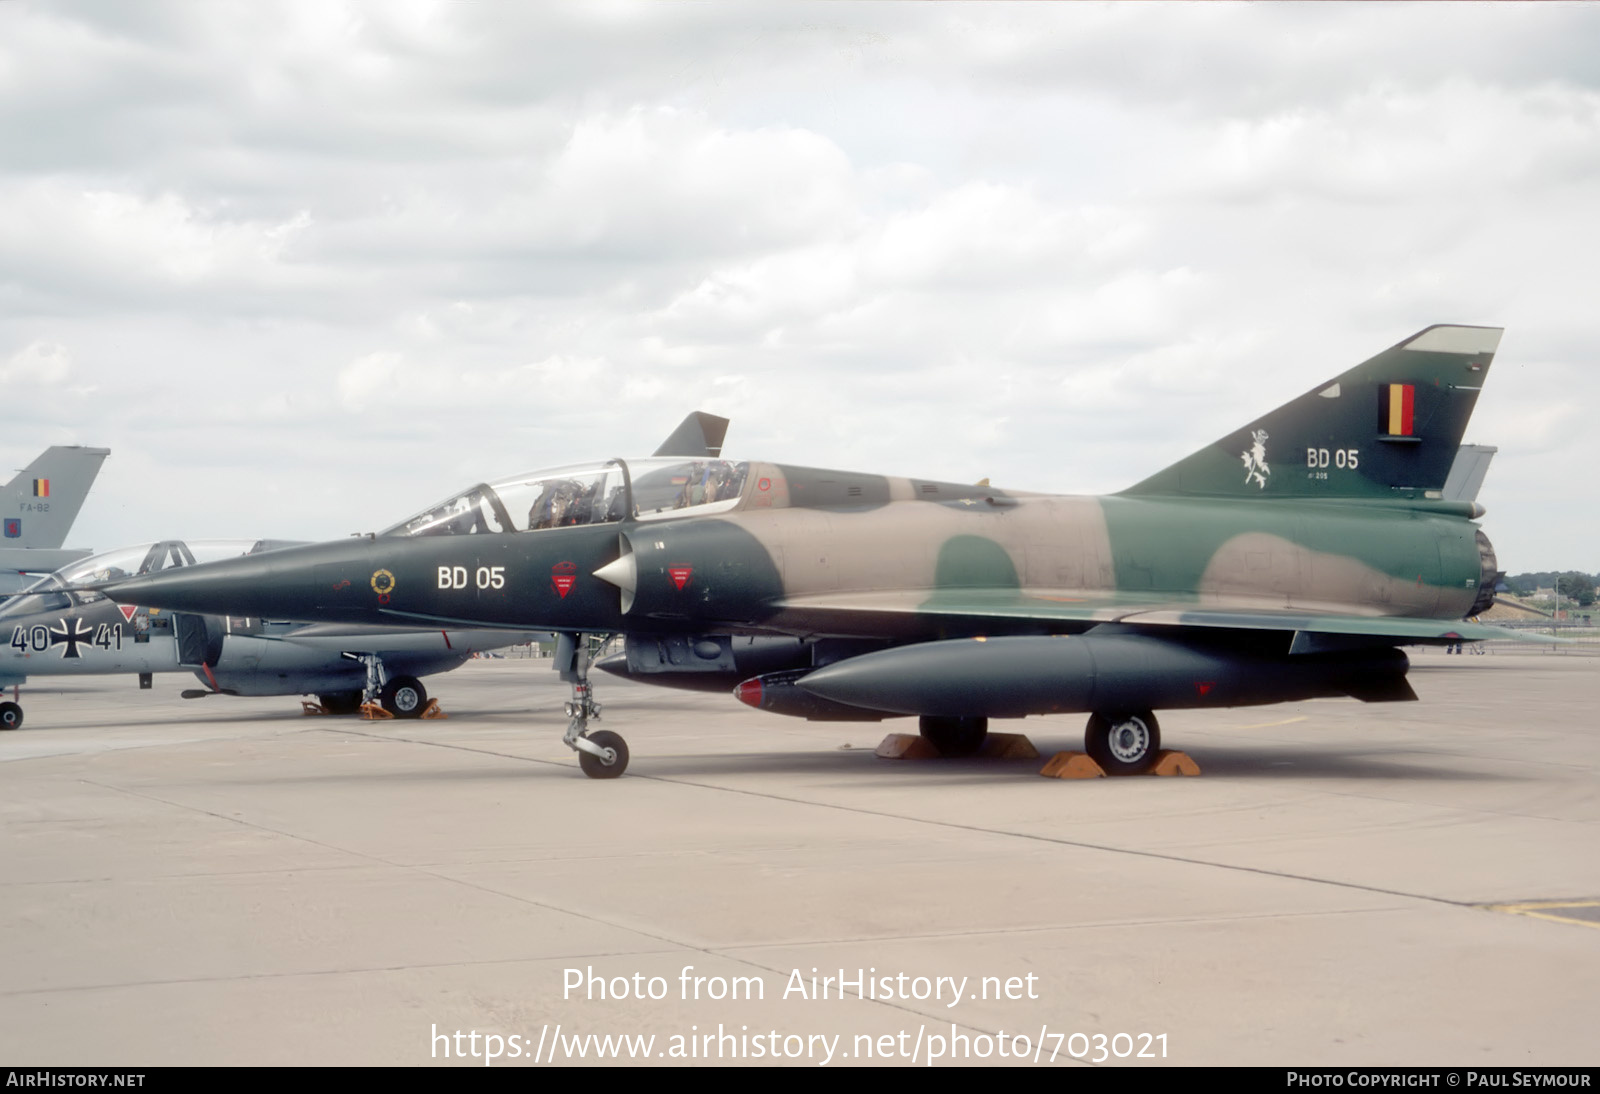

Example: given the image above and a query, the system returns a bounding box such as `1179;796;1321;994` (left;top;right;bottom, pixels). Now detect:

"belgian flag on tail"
1382;384;1415;437
32;479;49;497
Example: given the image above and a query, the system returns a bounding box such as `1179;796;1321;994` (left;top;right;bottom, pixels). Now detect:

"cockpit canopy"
0;539;301;619
384;457;750;538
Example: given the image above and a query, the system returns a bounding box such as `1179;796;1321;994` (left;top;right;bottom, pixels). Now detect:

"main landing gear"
0;699;21;731
342;653;429;718
1084;709;1161;776
558;632;628;779
380;674;428;718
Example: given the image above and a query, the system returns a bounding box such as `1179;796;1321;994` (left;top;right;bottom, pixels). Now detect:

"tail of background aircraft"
1120;325;1502;502
3;446;110;548
1440;443;1497;503
652;412;730;459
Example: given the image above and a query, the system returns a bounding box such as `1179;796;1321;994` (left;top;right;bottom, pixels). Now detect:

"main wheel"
578;729;629;779
379;675;427;718
918;715;989;757
1085;710;1160;775
317;691;364;716
0;701;21;731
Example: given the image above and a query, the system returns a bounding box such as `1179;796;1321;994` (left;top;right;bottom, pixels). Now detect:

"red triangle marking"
1196;682;1214;697
119;605;138;622
552;576;575;599
668;566;693;591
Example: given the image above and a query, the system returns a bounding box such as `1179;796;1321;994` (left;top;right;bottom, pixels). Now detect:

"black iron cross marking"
49;617;94;659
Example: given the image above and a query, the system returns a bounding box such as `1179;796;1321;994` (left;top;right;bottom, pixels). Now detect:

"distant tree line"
1504;571;1597;607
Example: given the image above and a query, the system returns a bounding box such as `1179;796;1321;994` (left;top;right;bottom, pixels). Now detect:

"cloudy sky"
2;2;1596;571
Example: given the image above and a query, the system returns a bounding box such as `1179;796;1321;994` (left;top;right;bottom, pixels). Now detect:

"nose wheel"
575;728;629;779
0;700;22;731
558;632;629;778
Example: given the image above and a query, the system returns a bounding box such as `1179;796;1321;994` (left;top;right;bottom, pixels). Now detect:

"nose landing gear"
557;632;628;778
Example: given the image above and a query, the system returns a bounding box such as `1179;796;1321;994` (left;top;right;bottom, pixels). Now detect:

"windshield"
0;539;297;619
384;458;750;537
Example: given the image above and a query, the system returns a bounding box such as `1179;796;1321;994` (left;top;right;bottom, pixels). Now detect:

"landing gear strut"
558;632;628;778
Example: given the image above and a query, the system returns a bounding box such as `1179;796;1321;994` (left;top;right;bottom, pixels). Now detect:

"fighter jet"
1;446;111;595
104;325;1528;778
0;538;537;730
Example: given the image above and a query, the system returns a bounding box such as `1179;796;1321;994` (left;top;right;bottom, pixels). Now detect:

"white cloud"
0;340;74;387
1;3;1597;570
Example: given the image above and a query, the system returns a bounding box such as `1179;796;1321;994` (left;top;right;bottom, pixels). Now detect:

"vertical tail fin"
1120;325;1502;500
652;412;731;458
3;446;110;548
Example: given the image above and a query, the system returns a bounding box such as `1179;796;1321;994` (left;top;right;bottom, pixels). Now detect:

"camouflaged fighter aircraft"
102;324;1523;779
0;538;537;730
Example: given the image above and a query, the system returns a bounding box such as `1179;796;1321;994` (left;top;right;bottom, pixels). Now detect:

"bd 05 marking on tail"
1306;448;1359;470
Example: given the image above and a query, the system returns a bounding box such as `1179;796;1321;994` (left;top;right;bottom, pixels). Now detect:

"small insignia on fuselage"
551;561;577;599
370;569;396;596
49;617;93;659
1241;429;1271;489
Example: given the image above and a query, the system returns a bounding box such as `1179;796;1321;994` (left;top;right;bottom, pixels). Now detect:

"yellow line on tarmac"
1485;901;1600;930
1232;716;1309;730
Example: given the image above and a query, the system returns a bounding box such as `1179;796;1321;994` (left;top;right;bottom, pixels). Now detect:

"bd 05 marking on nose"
438;566;506;590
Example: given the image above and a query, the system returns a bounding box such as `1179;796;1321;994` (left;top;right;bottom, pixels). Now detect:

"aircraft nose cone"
107;554;280;616
104;540;378;623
